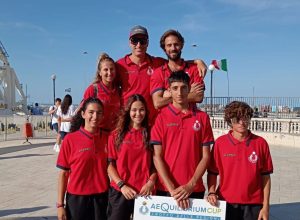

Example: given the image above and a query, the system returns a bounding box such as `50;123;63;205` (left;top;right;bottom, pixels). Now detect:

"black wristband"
208;192;217;196
117;180;125;189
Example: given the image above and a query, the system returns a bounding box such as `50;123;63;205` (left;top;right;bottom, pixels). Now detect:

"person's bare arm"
57;170;69;220
173;146;210;200
60;117;73;123
258;175;271;220
107;161;137;200
153;144;190;209
193;59;207;78
139;170;157;196
153;144;175;192
152;90;172;109
49;107;57;115
57;117;62;132
188;83;205;103
206;173;218;206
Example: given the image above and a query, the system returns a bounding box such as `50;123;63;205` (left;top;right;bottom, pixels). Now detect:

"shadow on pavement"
270;202;300;220
0;142;55;156
0;206;50;217
0;154;53;160
17;217;56;220
0;217;56;220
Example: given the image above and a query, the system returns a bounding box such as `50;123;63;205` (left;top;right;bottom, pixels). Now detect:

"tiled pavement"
0;138;299;220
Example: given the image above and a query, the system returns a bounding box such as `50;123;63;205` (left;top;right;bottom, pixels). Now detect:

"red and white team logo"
147;66;154;75
193;120;201;131
248;151;258;163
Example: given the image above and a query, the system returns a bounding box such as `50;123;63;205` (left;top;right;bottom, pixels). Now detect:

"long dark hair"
115;94;150;150
61;94;73;115
70;97;103;132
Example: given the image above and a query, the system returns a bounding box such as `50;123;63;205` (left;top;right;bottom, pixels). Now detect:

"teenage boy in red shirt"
207;101;273;220
151;71;214;209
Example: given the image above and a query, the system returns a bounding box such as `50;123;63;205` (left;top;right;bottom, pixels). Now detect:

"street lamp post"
51;74;56;105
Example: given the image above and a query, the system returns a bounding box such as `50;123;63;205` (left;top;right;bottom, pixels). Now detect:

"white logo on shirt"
248;151;258;163
193;120;201;131
147;66;154;75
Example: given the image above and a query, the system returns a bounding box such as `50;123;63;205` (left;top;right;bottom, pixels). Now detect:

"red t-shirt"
208;131;273;204
151;104;214;192
83;81;120;131
116;54;165;124
56;127;109;195
108;128;152;192
150;61;204;95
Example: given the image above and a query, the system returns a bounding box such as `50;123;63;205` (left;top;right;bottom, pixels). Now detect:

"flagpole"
208;64;215;117
210;70;213;116
210;59;228;112
226;71;230;103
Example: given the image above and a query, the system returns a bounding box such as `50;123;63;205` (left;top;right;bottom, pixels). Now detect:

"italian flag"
212;59;228;71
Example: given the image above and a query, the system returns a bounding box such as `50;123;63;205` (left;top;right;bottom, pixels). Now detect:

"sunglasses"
231;117;251;124
130;37;148;46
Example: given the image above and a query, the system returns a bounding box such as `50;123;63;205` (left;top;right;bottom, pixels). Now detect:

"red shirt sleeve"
189;64;204;86
108;132;118;161
56;136;72;170
150;114;163;145
150;67;165;95
83;84;95;100
208;143;219;175
153;57;166;67
201;113;214;146
260;139;274;175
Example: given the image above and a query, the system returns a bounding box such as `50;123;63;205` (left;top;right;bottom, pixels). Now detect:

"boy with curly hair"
207;101;273;220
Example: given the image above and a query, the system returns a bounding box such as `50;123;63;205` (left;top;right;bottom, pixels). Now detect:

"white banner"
133;195;226;220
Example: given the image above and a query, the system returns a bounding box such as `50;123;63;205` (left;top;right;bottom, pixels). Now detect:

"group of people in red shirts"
56;25;273;220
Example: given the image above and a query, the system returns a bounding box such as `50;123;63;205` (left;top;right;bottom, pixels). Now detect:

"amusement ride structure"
0;41;27;114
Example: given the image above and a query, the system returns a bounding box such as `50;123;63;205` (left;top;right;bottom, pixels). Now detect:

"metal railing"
199;97;300;119
211;117;300;135
0;114;299;142
0;115;56;141
1;96;300;141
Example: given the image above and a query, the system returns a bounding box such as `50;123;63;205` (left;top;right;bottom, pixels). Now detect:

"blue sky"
1;0;299;104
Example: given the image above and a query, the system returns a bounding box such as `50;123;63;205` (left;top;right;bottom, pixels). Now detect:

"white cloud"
0;21;48;34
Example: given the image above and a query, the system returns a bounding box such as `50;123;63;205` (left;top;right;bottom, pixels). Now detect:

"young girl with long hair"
55;94;75;152
56;97;109;220
83;53;120;132
107;94;157;220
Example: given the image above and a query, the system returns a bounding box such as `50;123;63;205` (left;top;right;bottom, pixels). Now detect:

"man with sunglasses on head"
116;25;207;124
150;29;205;109
207;101;273;220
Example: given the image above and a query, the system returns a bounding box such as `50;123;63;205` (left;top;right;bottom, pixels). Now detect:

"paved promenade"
0;137;299;220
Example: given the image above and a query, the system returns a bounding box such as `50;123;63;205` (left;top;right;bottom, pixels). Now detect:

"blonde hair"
93;53;115;84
